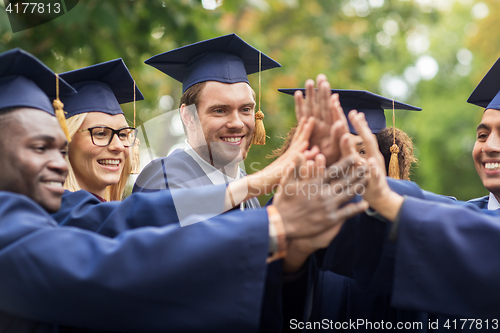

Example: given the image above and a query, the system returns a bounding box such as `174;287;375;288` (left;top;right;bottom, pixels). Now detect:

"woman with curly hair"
274;89;420;180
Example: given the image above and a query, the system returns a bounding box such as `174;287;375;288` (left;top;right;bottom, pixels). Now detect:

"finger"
315;153;326;176
275;164;292;198
294;116;306;137
328;122;345;164
325;175;368;208
324;153;366;183
339;132;356;158
331;93;349;131
294;90;305;120
348;110;379;159
292;117;315;148
304;146;320;160
323;154;355;182
317;75;330;122
367;156;384;180
335;200;370;221
288;117;306;150
293;153;306;180
306;159;315;179
304;79;315;119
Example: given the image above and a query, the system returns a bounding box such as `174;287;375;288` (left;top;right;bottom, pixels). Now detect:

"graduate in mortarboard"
58;59;143;202
133;34;312;211
0;48;372;333
301;61;500;324
277;89;421;180
265;89;430;331
325;82;500;320
0;48;75;214
467;57;500;211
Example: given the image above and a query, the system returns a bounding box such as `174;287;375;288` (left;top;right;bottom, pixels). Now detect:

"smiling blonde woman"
60;59;143;201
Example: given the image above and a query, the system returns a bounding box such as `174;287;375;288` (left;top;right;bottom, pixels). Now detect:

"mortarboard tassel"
53;73;71;142
388;99;400;179
252;51;266;145
130;80;140;174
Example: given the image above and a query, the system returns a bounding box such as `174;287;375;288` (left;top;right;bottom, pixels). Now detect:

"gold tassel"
130;138;141;174
388;99;399;179
251;51;266;145
53;74;71;142
252;110;266;145
388;143;400;179
130;80;140;174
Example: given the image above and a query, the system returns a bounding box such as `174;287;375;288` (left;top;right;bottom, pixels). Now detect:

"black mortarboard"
278;89;421;134
144;33;281;93
60;59;144;117
467;57;500;110
0;48;76;115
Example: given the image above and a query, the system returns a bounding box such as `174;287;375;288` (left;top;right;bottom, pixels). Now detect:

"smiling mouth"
42;181;64;188
485;162;500;171
221;136;244;144
98;159;121;166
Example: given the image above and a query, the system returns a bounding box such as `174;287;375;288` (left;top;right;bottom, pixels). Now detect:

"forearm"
224;170;279;211
366;189;404;222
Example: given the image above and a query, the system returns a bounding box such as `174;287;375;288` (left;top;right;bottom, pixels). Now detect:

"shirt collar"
487;192;500;210
183;140;242;185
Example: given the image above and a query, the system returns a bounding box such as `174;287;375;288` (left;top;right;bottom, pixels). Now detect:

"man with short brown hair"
133;34;278;210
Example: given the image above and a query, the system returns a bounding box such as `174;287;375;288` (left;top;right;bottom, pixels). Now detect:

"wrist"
266;205;288;263
369;190;404;222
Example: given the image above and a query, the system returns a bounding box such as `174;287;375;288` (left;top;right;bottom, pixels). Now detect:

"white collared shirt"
183;141;246;210
487;192;500;210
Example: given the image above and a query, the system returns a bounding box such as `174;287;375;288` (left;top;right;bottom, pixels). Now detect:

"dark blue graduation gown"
133;148;260;209
281;180;465;332
0;191;270;332
53;185;229;235
468;195;489;209
392;196;500;319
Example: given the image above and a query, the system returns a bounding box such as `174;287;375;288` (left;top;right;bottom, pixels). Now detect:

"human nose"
483;131;500;154
108;132;126;152
48;151;69;177
226;111;245;130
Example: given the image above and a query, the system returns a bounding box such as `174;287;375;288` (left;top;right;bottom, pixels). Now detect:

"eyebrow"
90;125;130;129
356;142;363;146
476;123;490;132
30;135;56;142
209;102;256;109
29;135;68;147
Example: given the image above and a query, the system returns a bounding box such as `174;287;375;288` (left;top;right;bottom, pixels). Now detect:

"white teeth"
222;137;242;143
44;181;63;187
485;162;500;171
98;159;120;166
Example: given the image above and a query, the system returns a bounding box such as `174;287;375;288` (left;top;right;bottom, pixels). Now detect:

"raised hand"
294;75;346;167
347;110;404;221
273;150;368;239
281;152;368;273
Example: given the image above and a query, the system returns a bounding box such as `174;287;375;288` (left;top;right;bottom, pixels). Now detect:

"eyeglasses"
78;126;138;147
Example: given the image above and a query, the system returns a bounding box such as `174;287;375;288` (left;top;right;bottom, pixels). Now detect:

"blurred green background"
1;0;498;203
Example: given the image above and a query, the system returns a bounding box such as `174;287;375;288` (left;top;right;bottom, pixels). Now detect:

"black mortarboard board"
467;57;500;110
145;33;281;93
278;89;421;134
60;59;144;117
0;48;76;115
